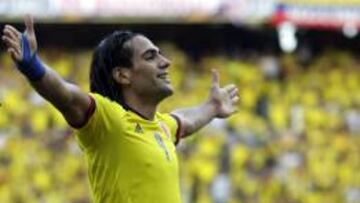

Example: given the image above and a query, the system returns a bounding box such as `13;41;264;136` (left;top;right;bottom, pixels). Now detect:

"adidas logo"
135;123;144;134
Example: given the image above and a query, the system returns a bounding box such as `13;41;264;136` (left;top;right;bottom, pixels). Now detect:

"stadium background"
0;0;359;202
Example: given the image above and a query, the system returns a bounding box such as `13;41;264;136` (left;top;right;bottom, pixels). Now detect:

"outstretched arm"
2;16;90;128
172;69;239;138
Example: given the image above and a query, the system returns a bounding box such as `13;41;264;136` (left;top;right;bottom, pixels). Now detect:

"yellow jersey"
74;93;182;203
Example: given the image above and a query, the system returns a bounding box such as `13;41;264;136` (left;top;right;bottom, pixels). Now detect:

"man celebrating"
2;16;239;203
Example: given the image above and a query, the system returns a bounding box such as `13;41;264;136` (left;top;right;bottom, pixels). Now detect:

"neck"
122;91;158;120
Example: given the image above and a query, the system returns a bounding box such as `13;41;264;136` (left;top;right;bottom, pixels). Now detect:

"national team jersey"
74;93;182;203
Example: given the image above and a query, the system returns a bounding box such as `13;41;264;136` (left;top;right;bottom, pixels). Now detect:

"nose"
159;55;171;69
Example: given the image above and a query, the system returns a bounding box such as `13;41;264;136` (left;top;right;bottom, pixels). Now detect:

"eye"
143;49;160;61
145;53;156;61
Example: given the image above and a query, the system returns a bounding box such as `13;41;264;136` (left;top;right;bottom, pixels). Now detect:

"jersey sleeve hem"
170;114;183;146
70;95;96;129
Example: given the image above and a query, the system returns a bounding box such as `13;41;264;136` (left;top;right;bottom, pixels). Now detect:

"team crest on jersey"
135;123;144;134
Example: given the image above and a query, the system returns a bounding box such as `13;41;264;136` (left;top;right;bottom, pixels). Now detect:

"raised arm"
172;69;239;138
2;16;91;128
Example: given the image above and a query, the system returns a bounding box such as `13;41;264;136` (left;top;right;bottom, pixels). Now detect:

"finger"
3;27;20;42
211;69;220;88
2;35;21;51
6;42;22;59
229;88;238;98
3;37;22;60
24;15;35;34
224;84;237;92
232;96;240;104
7;48;21;61
4;25;21;38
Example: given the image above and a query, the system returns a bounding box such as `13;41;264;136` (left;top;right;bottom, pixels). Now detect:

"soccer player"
2;16;239;203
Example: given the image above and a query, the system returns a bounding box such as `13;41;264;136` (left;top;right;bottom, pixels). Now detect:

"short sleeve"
74;93;125;151
159;113;183;145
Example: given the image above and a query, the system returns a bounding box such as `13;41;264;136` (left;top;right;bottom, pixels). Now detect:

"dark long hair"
90;31;138;105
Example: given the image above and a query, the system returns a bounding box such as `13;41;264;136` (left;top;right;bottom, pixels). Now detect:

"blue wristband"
16;34;46;81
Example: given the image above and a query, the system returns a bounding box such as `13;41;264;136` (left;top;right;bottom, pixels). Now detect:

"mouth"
157;72;171;83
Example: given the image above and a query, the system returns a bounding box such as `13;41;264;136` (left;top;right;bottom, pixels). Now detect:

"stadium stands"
0;46;359;203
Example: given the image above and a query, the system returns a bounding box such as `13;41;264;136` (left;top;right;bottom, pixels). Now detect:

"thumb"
24;15;34;34
211;69;220;88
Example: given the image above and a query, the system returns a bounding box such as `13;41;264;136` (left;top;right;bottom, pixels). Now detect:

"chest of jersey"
76;94;182;203
103;111;179;183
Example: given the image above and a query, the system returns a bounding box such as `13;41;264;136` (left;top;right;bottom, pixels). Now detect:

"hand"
2;15;38;62
208;69;239;118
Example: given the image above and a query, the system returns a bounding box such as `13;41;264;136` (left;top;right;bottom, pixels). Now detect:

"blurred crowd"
0;44;359;203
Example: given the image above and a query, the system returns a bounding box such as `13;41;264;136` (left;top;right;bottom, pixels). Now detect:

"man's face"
127;35;173;101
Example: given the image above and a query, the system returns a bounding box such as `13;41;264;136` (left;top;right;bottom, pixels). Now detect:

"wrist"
16;34;46;81
17;54;46;81
205;99;218;118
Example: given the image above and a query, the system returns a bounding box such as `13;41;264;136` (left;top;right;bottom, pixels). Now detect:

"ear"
112;67;131;85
